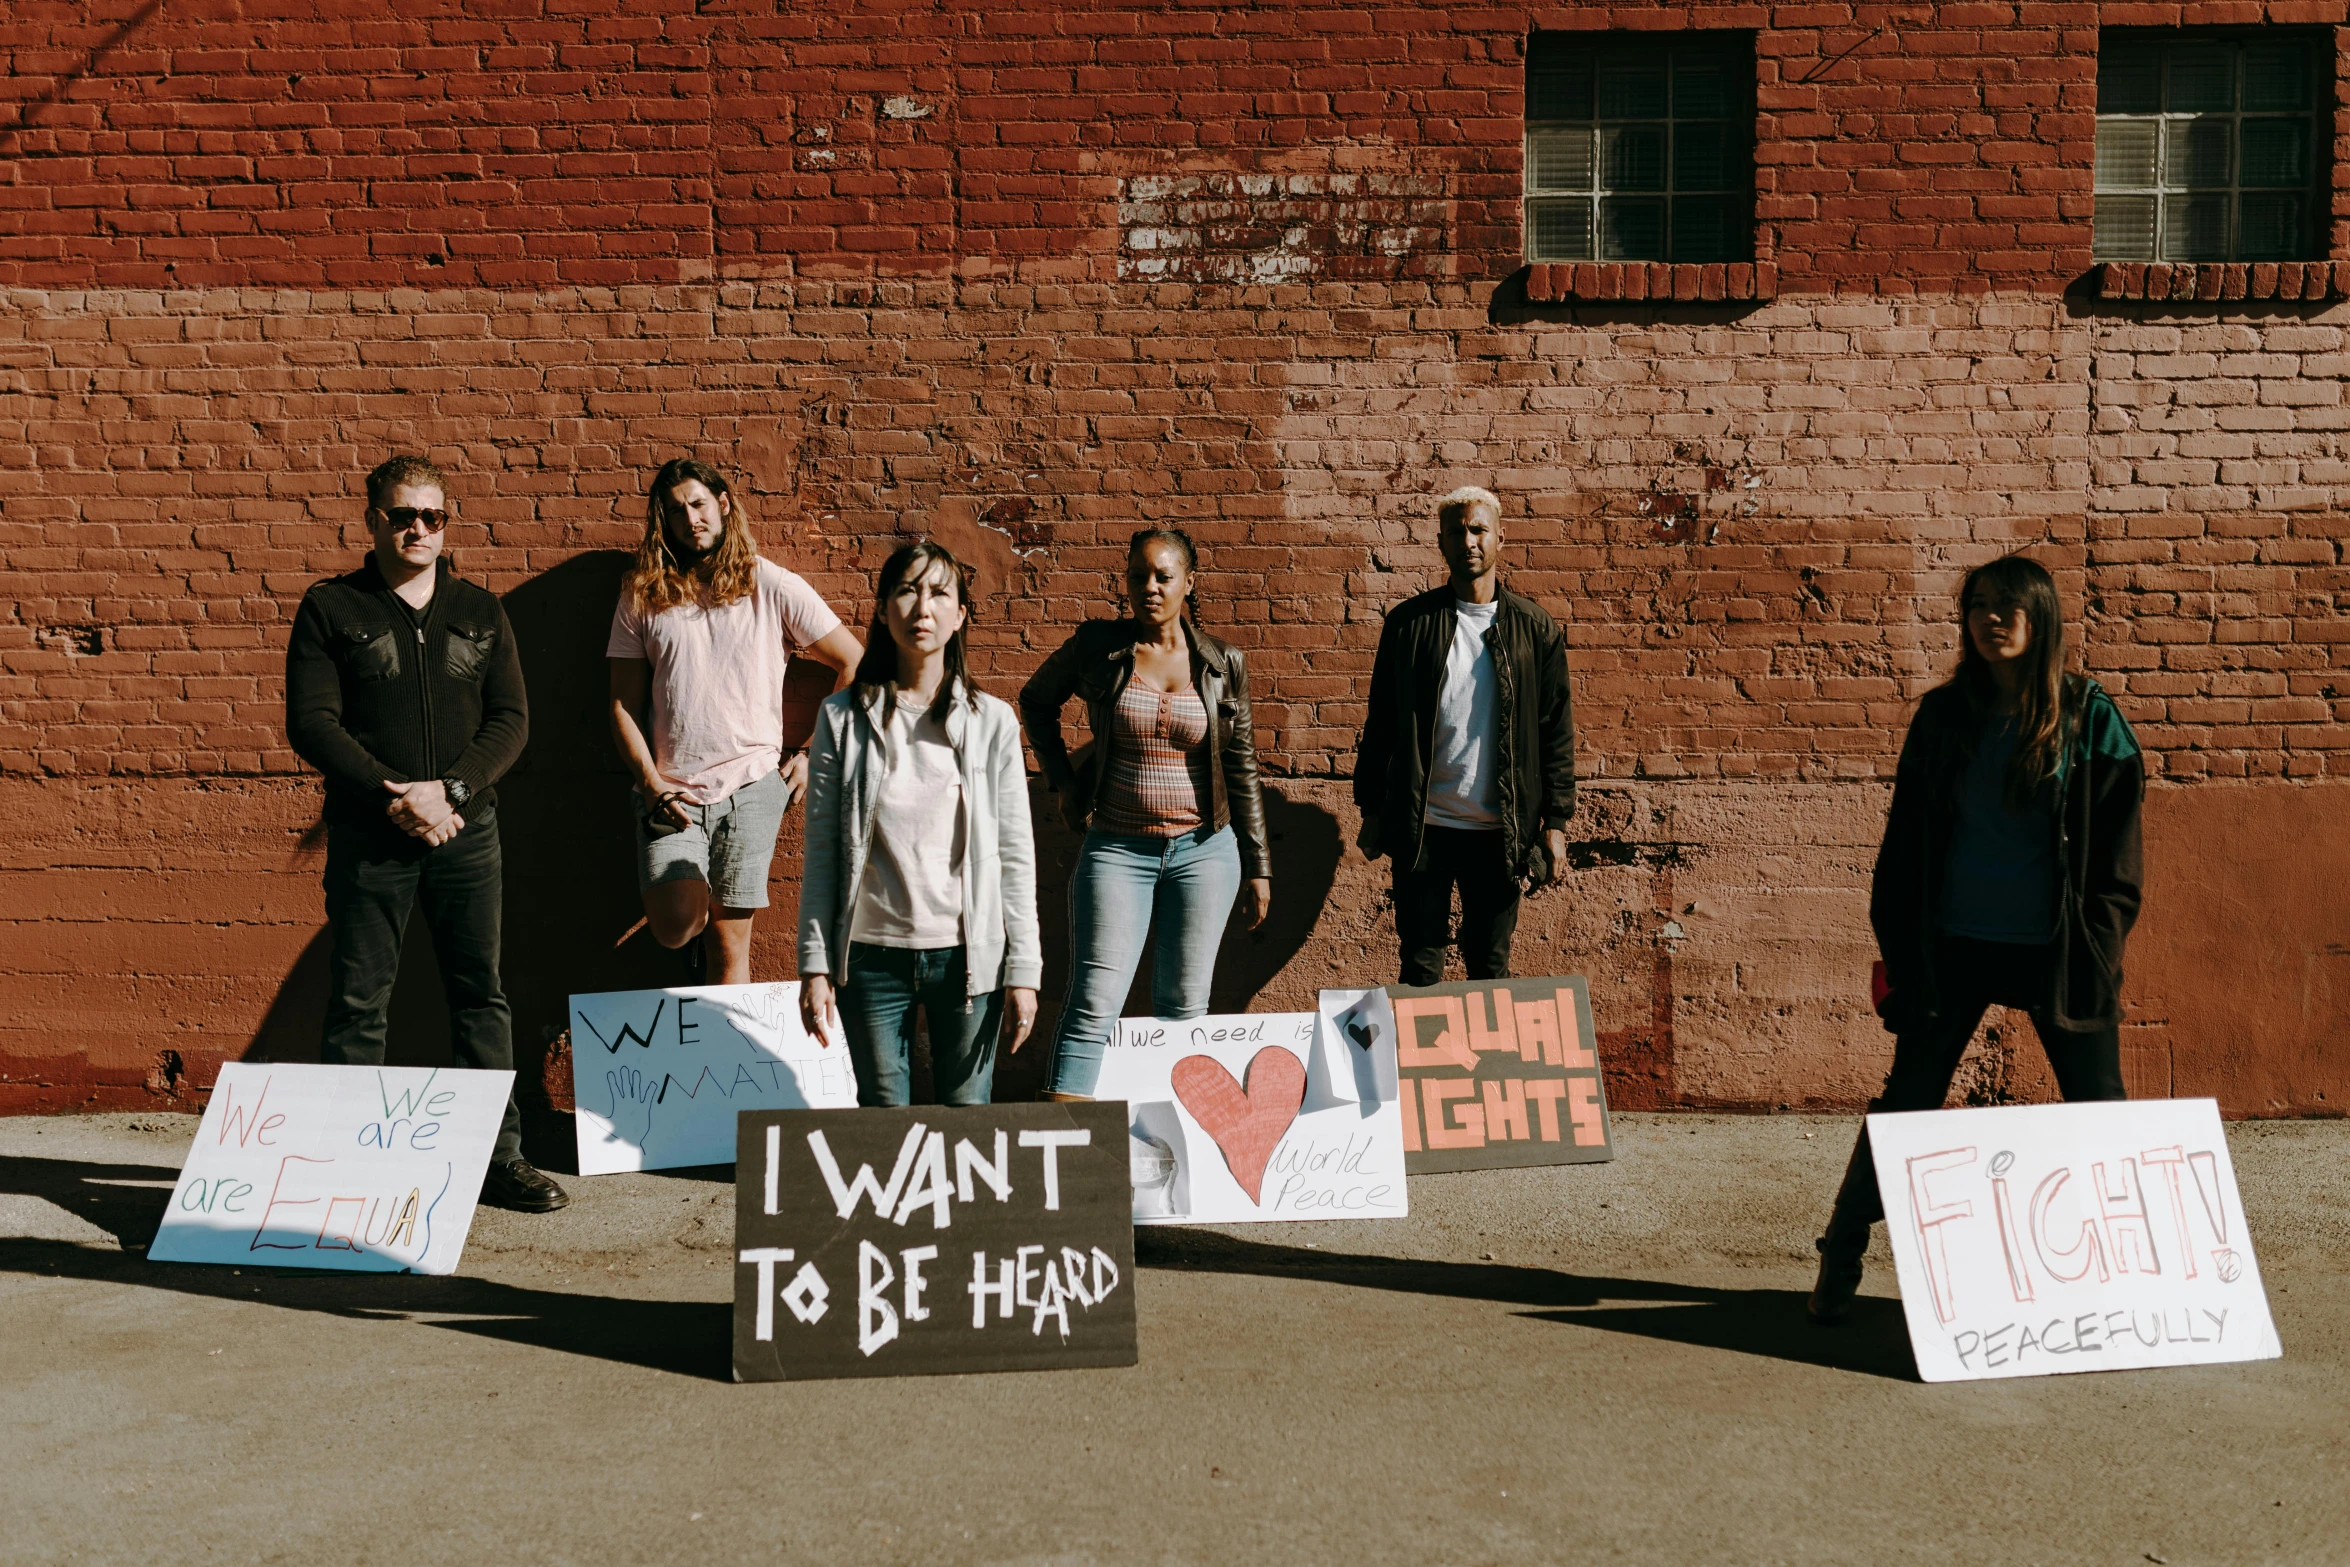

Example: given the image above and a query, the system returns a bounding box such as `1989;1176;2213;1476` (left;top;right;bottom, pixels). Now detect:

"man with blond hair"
1355;486;1576;984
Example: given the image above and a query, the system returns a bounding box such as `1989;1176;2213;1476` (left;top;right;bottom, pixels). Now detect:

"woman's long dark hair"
1950;553;2069;806
1128;526;1202;624
854;541;979;725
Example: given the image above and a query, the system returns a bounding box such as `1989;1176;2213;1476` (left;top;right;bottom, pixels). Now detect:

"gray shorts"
636;768;791;910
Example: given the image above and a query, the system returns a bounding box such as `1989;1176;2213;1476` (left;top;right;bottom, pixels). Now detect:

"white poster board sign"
1870;1098;2282;1382
149;1063;510;1275
1093;1008;1409;1225
570;981;857;1175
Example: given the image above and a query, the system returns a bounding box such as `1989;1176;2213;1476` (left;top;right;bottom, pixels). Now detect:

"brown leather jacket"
1017;618;1272;881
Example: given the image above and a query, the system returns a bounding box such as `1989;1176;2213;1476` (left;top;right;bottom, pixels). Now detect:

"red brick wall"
3;1;2346;1123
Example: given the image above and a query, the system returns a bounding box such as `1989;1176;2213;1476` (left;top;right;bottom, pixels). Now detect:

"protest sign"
733;1102;1136;1382
1869;1098;2283;1382
569;981;857;1174
148;1063;510;1275
1094;1010;1409;1225
1374;976;1614;1174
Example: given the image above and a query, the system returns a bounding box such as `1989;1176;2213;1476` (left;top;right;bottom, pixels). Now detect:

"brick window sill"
2094;261;2350;302
1523;261;1777;303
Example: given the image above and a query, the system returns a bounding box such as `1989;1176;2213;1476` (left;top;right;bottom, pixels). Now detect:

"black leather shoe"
1808;1231;1866;1324
481;1158;569;1213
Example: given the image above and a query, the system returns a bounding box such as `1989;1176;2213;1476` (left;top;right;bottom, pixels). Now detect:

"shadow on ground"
3;1154;1914;1386
1136;1227;1918;1381
0;1153;731;1382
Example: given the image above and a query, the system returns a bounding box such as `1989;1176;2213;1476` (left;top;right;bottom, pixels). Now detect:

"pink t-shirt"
606;557;844;804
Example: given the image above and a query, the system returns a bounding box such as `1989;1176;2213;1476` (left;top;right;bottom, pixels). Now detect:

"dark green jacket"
1354;583;1577;880
285;557;529;830
1871;674;2146;1032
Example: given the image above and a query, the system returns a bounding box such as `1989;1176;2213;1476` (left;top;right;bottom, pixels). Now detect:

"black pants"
321;812;522;1161
1394;825;1521;987
1826;934;2125;1237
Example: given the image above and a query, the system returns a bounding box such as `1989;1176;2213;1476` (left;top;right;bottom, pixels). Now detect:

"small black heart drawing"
1345;1019;1378;1051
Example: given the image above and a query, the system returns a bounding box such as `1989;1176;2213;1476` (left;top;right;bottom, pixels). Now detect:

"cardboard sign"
569;982;857;1174
732;1103;1137;1382
1094;1010;1409;1225
148;1063;511;1275
1869;1099;2283;1382
1375;976;1614;1174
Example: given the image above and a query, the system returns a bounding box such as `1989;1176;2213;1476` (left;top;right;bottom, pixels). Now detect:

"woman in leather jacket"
1018;528;1272;1098
1810;553;2146;1324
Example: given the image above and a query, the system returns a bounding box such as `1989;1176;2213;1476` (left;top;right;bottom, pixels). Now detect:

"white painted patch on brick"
1117;171;1447;284
881;96;933;120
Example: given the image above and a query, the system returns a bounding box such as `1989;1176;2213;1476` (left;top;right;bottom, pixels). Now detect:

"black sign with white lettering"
732;1102;1139;1382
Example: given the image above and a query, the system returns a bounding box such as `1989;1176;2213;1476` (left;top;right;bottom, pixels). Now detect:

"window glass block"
2164;116;2232;189
1600;196;1667;261
2099;43;2163;115
1528;197;1596;262
1602;124;1668;192
2160;193;2229;260
2095;119;2159;187
1529;126;1597;192
1671;56;1732;118
1669;195;1742;262
2236;192;2304;260
1528;58;1595;122
2238;119;2308;188
1525;34;1751;266
2093;193;2158;260
2091;32;2325;263
2240;42;2309;111
2166;52;2235;113
1597;58;1668;119
1672;122;1732;191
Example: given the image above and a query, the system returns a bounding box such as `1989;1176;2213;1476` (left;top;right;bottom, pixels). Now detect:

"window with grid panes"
2094;31;2332;263
1524;35;1752;265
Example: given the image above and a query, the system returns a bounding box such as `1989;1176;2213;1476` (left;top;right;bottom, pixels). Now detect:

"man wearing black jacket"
1355;487;1576;984
284;455;566;1212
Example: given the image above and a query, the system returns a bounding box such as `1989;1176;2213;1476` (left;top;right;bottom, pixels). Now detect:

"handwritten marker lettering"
1868;1100;2281;1382
152;1063;509;1277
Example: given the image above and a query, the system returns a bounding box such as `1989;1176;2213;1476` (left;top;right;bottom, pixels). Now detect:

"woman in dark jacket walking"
1810;553;2147;1324
1018;527;1272;1098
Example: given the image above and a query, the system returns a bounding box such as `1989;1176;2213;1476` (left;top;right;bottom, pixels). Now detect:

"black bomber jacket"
1354;583;1577;880
1871;675;2146;1032
284;556;529;828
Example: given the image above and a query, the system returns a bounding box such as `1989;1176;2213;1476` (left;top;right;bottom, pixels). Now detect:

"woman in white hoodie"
796;542;1041;1105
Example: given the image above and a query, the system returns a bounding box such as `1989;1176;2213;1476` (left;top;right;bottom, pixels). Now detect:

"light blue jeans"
1048;824;1243;1096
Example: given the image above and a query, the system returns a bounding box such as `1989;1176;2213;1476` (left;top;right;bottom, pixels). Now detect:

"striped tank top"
1093;682;1214;836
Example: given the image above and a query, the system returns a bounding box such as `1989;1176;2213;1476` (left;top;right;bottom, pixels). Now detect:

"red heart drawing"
1170;1047;1307;1204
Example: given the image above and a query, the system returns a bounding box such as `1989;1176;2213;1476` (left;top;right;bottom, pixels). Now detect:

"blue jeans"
1047;824;1243;1096
839;942;1003;1107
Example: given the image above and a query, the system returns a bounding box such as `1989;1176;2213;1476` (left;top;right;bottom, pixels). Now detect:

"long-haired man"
607;459;862;983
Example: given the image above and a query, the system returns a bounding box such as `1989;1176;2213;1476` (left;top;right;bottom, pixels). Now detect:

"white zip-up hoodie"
796;680;1041;997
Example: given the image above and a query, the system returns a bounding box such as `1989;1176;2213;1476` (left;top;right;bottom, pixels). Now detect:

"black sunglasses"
377;506;448;533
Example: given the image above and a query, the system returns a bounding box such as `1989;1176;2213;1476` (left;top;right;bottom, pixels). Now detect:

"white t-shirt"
606;557;843;804
1424;596;1503;830
851;699;966;948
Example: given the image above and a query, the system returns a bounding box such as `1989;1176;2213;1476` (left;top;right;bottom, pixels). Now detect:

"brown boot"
1807;1226;1867;1324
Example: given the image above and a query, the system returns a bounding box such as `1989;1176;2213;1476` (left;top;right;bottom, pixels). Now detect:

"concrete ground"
1;1112;2342;1567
